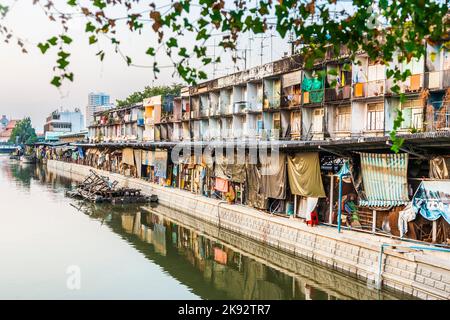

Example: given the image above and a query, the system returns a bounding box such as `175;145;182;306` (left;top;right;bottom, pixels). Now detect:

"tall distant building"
44;108;84;141
86;92;113;127
88;92;110;106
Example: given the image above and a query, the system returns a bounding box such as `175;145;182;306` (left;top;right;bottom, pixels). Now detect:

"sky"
0;0;351;132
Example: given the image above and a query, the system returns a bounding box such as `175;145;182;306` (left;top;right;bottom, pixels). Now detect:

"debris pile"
66;169;157;204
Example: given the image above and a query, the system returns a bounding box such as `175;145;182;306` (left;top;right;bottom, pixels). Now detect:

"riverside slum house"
52;44;450;245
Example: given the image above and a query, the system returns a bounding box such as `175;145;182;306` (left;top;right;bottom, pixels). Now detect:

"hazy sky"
0;0;349;131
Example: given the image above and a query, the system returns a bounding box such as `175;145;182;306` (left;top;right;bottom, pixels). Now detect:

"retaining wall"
47;160;450;300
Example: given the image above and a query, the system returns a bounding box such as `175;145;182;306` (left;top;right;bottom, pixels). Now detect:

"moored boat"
20;155;36;164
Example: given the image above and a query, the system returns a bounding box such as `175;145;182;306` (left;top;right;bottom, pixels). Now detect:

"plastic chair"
306;210;319;226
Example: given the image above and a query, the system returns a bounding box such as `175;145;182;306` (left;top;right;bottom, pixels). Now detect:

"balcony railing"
353;80;385;98
302;89;324;104
170;113;182;121
424;70;450;91
182;113;190;121
427;105;450;131
201;108;210;117
325;86;351;102
263;97;281;109
281;94;302;108
191;110;201;118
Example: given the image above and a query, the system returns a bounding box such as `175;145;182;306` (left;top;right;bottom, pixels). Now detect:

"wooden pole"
432;220;437;243
372;210;377;233
293;195;297;219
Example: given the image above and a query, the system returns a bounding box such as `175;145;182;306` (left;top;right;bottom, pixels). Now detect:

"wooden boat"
20;155;36;164
9;155;21;160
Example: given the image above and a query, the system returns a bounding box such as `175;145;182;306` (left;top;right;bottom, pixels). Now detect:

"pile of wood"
66;169;157;204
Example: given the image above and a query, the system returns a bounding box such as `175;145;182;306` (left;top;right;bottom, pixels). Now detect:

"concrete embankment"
47;160;450;300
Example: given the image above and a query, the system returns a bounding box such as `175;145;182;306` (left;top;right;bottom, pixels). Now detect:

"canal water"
0;156;413;299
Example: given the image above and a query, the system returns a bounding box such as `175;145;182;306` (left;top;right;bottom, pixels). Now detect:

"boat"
20;155;36;164
9;155;21;160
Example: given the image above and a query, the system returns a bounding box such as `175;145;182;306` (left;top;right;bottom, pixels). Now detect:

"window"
335;105;351;132
290;111;301;134
401;99;423;130
273;113;281;130
367;103;384;131
312;108;324;133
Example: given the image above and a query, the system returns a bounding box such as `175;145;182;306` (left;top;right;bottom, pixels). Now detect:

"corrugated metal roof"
359;152;410;208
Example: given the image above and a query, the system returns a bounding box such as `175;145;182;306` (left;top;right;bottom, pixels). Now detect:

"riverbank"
47;159;450;300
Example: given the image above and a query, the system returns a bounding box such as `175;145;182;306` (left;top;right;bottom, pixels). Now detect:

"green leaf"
146;47;156;56
37;42;50;54
47;36;58;46
60;35;72;44
126;56;132;66
58;51;70;59
67;0;76;6
50;76;62;87
64;73;74;82
179;47;189;58
167;37;178;48
89;35;97;45
85;22;96;33
57;58;70;69
93;0;106;10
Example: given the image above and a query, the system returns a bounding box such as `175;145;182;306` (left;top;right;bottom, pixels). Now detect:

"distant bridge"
0;144;18;154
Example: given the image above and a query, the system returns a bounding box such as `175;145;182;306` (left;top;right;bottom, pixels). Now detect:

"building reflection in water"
70;199;411;300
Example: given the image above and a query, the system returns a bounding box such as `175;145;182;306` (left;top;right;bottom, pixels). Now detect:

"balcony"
182;113;190;121
424;70;450;91
302;89;324;104
427;105;450;131
233;101;248;114
325;86;351;102
281;94;301;108
210;102;220;116
145;118;154;125
220;104;233;115
386;74;424;94
191;110;201;118
200;108;210;117
353;80;385;98
260;128;280;141
169;113;182;122
263;97;281;110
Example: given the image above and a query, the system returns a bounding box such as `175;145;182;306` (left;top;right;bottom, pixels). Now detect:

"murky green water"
0;156;413;299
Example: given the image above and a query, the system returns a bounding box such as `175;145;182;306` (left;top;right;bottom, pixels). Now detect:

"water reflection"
71;199;412;300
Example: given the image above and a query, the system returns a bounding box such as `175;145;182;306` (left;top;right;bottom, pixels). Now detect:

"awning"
413;180;450;224
287;152;325;198
154;150;168;178
261;153;287;199
359;152;409;207
122;148;135;166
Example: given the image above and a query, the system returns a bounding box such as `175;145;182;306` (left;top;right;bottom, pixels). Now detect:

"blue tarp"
412;180;450;224
78;147;84;159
